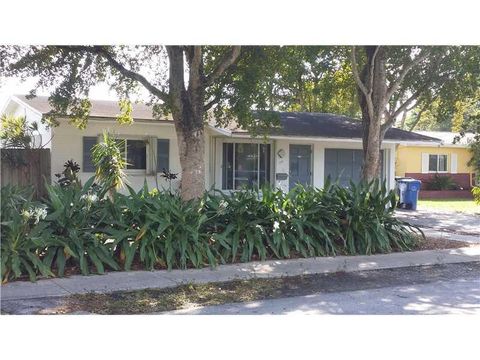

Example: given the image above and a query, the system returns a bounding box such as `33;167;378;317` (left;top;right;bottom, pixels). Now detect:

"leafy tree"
0;114;39;148
0;46;261;199
350;46;480;181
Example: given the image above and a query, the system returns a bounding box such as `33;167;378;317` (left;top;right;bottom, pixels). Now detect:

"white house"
1;95;440;192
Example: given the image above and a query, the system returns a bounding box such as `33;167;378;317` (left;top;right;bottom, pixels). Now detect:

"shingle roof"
14;96;441;143
14;95;160;120
231;112;441;143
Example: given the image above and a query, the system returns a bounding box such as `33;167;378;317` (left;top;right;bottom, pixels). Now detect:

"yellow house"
396;131;476;191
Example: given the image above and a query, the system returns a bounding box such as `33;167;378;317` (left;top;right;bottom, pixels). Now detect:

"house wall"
51;118;212;192
395;145;475;188
214;136;396;191
275;139;395;190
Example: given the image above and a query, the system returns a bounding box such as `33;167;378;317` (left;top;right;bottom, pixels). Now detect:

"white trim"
227;133;439;146
207;124;232;137
5;95;44;116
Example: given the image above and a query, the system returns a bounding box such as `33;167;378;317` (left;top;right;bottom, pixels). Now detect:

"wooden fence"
1;149;51;199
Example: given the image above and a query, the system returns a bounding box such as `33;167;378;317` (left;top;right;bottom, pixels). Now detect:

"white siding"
51;118;211;193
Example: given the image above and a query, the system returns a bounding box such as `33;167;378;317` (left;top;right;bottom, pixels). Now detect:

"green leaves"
1;179;421;283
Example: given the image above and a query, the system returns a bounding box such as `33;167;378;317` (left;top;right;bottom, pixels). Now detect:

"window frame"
113;135;149;174
428;154;448;173
221;141;273;191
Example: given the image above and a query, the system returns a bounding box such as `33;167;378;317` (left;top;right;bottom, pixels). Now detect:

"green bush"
334;180;418;254
106;183;215;271
39;177;119;276
0;179;423;283
427;174;458;190
1;185;53;282
473;186;480;205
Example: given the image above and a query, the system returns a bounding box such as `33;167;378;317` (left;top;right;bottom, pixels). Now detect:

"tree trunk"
167;46;206;201
358;46;387;183
175;124;206;201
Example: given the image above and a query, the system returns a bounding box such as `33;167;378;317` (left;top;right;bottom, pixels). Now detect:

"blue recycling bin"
396;178;421;210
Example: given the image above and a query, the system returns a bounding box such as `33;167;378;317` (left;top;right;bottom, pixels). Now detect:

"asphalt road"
166;263;480;315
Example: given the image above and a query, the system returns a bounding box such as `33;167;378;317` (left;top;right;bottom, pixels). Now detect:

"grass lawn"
418;199;480;214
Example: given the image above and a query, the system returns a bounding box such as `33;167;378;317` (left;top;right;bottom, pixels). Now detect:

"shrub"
39;177;119;276
0;179;423;282
427;174;458;190
334;180;420;254
106;183;215;271
1;185;52;282
473;186;480;205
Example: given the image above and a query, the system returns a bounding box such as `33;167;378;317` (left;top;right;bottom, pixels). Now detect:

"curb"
1;246;479;301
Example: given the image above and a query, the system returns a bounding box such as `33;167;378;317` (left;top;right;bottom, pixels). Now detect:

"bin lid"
397;178;421;184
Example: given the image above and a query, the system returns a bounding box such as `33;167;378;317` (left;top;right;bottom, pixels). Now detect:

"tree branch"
204;46;241;87
350;46;370;98
350;46;375;122
57;46;170;103
204;93;221;111
385;48;430;101
367;46;380;96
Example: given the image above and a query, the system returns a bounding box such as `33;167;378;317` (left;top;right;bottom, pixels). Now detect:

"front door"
289;144;312;190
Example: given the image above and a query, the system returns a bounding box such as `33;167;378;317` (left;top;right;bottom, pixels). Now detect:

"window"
83;136;163;173
428;154;447;172
82;136;97;172
113;138;147;170
156;139;170;172
222;142;271;190
123;139;147;170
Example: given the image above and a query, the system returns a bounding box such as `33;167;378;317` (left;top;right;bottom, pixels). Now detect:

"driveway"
396;208;480;236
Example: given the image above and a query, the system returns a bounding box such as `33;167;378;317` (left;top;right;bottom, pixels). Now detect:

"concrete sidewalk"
2;246;480;301
396;209;480;236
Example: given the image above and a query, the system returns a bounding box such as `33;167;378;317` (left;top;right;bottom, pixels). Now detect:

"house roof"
13;95;161;120
414;131;475;146
231;112;441;143
10;95;440;143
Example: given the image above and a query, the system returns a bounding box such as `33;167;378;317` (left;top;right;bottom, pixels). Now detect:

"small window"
428;154;448;172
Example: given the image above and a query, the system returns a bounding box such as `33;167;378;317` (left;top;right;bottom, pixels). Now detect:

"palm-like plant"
91;132;127;199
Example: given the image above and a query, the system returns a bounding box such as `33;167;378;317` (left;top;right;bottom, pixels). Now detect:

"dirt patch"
412;236;473;251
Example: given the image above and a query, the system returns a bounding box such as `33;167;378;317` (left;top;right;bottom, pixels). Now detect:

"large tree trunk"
358;46;387;183
168;46;207;201
175;124;206;201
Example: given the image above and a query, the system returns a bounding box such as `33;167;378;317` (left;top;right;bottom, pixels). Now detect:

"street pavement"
165;263;480;315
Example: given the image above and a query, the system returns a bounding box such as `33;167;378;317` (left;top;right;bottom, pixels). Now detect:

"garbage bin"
396;178;421;210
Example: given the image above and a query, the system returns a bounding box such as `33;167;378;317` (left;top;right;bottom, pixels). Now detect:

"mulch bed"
411;236;472;251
